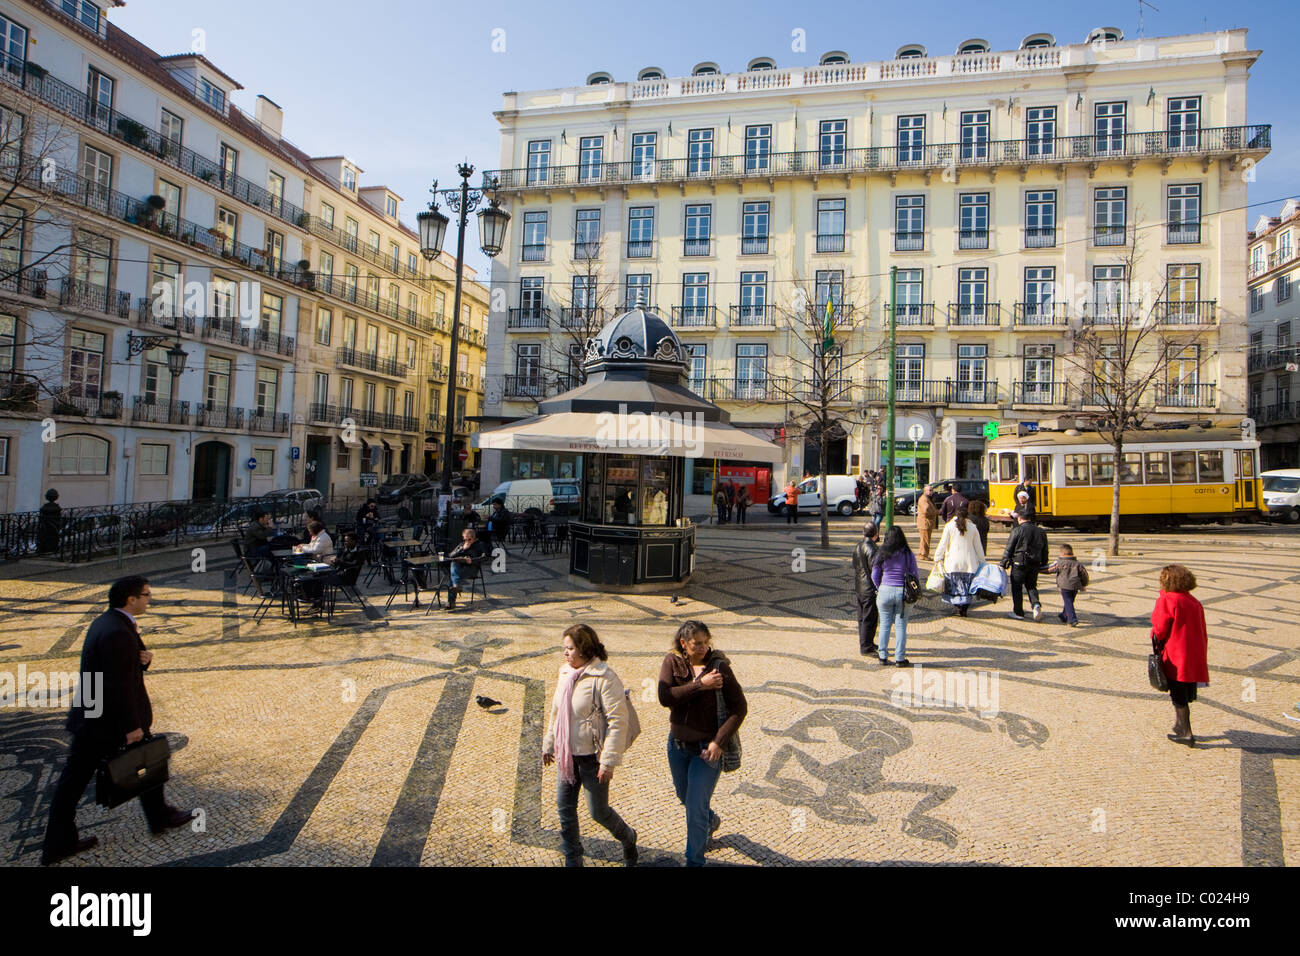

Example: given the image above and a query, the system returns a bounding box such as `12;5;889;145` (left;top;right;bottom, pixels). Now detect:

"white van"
1261;469;1300;523
768;475;860;517
478;478;580;515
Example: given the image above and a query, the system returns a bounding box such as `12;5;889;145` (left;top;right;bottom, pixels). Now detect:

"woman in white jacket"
933;505;985;618
542;623;638;866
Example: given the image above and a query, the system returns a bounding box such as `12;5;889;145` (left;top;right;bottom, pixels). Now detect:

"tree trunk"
1109;436;1122;556
819;468;830;549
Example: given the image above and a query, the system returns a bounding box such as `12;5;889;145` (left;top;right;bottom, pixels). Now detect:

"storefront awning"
474;411;781;462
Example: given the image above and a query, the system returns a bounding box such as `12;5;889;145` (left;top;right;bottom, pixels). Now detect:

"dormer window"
198;77;225;111
586;71;613;85
342;166;356;191
747;57;776;71
1021;33;1056;49
691;62;720;76
61;0;101;32
819;51;849;65
385;195;398;218
1087;27;1124;44
895;45;926;59
957;39;989;55
637;67;665;81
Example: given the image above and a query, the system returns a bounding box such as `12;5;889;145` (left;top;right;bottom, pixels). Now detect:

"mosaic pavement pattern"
1;521;1297;867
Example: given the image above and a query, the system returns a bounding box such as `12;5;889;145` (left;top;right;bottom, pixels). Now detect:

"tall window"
895;195;924;251
80;145;111;208
1166;346;1201;405
895;344;925;400
68;329;104;398
267;172;284;215
895;269;923;322
1167;184;1201;244
526;140;551;185
260;291;283;337
1026;106;1055;157
959;111;989;161
685;343;707;388
815;270;844;315
684;204;711;256
519;277;544;316
342;316;356;351
340;377;354;411
578;136;603;182
631;132;656;177
72;232;110;294
1167;96;1201;150
1092;265;1127;321
956;344;987;401
573;209;600;258
86;66;113;129
742;201;770;255
1022;345;1055;402
1025;190;1056;247
198;77;225;111
745;125;771;172
256;367;279;417
816;199;846;252
1023;267;1056;323
521;211;547;261
819;119;847;168
214;207;237;254
264;229;283;270
571;276;596;315
958;193;989;248
159;108;183;157
738;272;767;323
687;128;713;175
0;106;22;170
0;16;27;78
64;1;103;31
316;307;332;345
143;348;173;404
219;143;238;188
1094;187;1126;245
735;343;767;396
955;268;988;323
0;313;14;372
342;166;356;191
156;179;180;223
1094;102;1126;154
151;254;181;318
516;343;541;391
680;274;709;322
897;115;925;163
320;202;335;229
310;372;329;409
625;274;652;309
210;277;235;320
627;206;654;257
344;263;359;299
0;202;20;275
1166;264;1201;321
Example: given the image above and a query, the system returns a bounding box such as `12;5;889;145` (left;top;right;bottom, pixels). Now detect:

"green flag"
822;296;835;352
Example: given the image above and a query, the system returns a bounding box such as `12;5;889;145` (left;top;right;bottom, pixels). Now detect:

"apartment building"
482;27;1268;489
0;0;487;513
1246;198;1300;469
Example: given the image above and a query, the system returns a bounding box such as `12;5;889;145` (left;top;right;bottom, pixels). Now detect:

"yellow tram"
987;426;1265;529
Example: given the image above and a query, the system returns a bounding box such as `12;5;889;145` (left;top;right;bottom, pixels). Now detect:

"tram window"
1170;450;1196;482
1197;450;1224;482
1144;451;1170;483
1091;453;1114;484
999;453;1019;482
1064;454;1090;485
987;453;996;479
1120;453;1142;484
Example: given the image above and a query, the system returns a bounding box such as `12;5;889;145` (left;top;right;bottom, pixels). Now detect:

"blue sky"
114;0;1298;275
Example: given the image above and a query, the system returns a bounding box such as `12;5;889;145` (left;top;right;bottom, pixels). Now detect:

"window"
895;195;924;251
1167;184;1200;244
1020;268;1057;322
86;66;113;128
1167;97;1200;150
745;125;771;172
737;272;767;323
1250;287;1264;313
685;343;707;388
198;77;225;111
143;347;174;404
895;344;925;400
344;263;358;299
72;232;111;294
1171;450;1196;483
1165;345;1201;405
215;207;237;253
815;270;844;315
516;343;541;392
368;230;381;254
819;119;847;168
526;140;551;185
0;203;20;276
138;442;169;476
578;135;604;182
1279;275;1293;304
252;447;274;477
266;171;284;215
1280;231;1294;262
1116;452;1142;484
384;386;396;417
1092;266;1126;321
680;274;709;323
958;193;989;248
521;211;547;261
895;269;924;321
0;436;7;475
959;111;989;161
1064;454;1089;485
631;132;656;178
1094;101;1126;154
519;277;544;316
209;277;235;321
955;268;988;323
1166;264;1201;321
897;115;925;163
0;313;14;371
316;308;332;346
687;128;713;175
816;199;846;252
0;16;28;78
260;291;283;337
736;344;767;396
0;106;22;170
684;204;711;256
256;367;279;417
408;252;419;274
311;372;329;410
627;207;654;257
1026;106;1056;157
434;291;446;320
1094;187;1126;245
956;344;987;401
573;209;600;258
1090;453;1115;485
50;435;109;475
150;254;181;318
998;452;1020;482
1197;450;1224;482
385;195;398;219
339;376;354;411
1144;452;1170;484
342;166;356;191
625;274;652;309
80;145;111;207
384;330;399;362
571;275;596;314
219;143;238;189
407;292;419;319
264;229;283;270
157;179;181;222
320;202;335;229
1025;190;1056;246
1022;344;1055;400
740;201;770;256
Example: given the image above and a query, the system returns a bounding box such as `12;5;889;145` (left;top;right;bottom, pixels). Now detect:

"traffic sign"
906;424;926;442
290;446;300;460
458;448;469;463
360;471;379;487
1023;422;1039;433
982;421;999;441
246;457;257;470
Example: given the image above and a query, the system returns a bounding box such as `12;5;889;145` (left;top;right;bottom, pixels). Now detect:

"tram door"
1024;454;1053;514
1234;449;1257;510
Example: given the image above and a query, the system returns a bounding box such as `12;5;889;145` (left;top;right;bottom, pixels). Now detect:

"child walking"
1045;544;1089;626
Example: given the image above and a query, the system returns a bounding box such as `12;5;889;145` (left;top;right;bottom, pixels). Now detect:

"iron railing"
335;347;405;378
59;276;131;317
507;307;551;329
729;304;776;327
195;403;244;429
1011;381;1069;405
131;396;191;424
894;231;925;252
1154;383;1217;408
957;229;988;250
862;379;998;404
1248;346;1300;374
815;233;845;253
1023;227;1057;248
947;302;1001;326
1256;401;1300;425
1157;300;1217;325
1013;302;1069;326
1167;222;1202;244
883;303;935;326
671;305;718;328
740;236;769;255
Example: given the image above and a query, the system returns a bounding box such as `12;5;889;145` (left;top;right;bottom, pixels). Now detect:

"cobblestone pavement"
1;522;1297;867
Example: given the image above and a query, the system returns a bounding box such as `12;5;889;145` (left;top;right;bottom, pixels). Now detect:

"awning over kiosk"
475;411;780;461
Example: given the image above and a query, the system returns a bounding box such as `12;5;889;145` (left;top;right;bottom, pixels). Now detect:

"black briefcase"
95;735;170;808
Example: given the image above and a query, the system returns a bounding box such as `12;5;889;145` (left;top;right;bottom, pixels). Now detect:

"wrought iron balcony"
131;397;190;425
671;305;718;328
883;303;935;327
796;378;857;402
48;390;122;419
335;347;404;378
428;363;449;383
1023;227;1057;248
521;243;547;262
457;371;475;389
702;376;791;402
1248;346;1299;374
557;307;605;330
729;304;776;327
1154;383;1217;408
59;277;131;317
201;317;253;348
194;403;243;429
947;302;1001;327
1011;381;1069;405
957;229;988;250
1157;300;1217;325
135;296;196;335
247;409;290;434
1167;222;1201;244
502;374;550;399
249;328;296;357
1013;302;1069;326
1092;224;1127;246
862;379;997;404
507;307;551;330
740;236;769;255
894;231;924;252
1080;302;1140;325
0;268;47;298
682;237;712;257
815;233;845;253
0;371;39;410
626;239;654;258
427;413;447;432
1257;401;1300;426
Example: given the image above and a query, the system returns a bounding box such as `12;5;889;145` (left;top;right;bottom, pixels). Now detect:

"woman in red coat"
1150;564;1209;747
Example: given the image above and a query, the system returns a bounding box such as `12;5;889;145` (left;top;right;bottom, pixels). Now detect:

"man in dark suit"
42;576;194;865
940;482;969;523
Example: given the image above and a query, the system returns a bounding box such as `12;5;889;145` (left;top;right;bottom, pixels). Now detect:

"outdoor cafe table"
282;562;337;622
402;553;443;609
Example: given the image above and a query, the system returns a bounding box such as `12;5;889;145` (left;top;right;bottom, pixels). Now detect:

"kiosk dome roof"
585;308;686;367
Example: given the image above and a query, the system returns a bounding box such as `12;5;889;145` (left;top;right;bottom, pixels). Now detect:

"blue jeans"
449;561;470;588
556;754;633;866
876;585;908;661
666;736;722;866
1059;589;1078;624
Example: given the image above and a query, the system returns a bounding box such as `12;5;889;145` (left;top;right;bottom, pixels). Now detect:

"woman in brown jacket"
658;621;747;866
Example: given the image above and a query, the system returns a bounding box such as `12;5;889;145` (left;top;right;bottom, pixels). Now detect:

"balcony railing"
487;126;1272;190
1013;302;1069;326
428;363;449;383
1093;224;1127;246
1157;300;1217;325
1167;222;1201;244
1154;383;1217;408
957;229;988;250
503;374;569;400
883;303;935;327
741;236;769;255
671;305;718;328
131;397;190;425
1248;346;1299;374
335;347;404;378
135;296;197;336
194;403;243;429
427;413;447;432
626;240;653;258
456;371;475;389
1023;226;1057;248
521;243;547;262
557;307;605;330
1256;401;1300;426
701;376;792;402
796;378;856;402
1011;381;1069;405
894;231;924;252
1080;302;1139;325
247;410;290;434
59;277;131;317
815;233;845;253
507;307;551;329
730;304;776;327
0;267;47;299
683;238;712;257
862;379;998;404
947;302;1001;327
48;391;123;419
572;241;601;259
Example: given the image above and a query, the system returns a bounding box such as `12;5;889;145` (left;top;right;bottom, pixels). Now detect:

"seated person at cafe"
294;521;334;559
486;500;511;549
460;501;481;527
444;527;489;610
243;510;275;560
331;532;366;588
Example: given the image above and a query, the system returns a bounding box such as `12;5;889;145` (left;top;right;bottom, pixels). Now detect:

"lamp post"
417;162;510;532
127;332;188;423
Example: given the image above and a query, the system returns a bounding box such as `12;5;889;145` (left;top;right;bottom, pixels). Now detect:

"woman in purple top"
870;526;919;667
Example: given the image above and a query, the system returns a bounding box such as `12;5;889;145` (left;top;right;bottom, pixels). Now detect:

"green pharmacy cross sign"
982;421;999;441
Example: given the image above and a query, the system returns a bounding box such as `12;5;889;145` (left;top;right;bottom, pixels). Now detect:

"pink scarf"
554;665;587;785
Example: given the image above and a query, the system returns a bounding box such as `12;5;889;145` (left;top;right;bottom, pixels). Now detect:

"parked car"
377;473;433;504
894;478;990;516
767;475;860;517
128;502;203;539
1262;469;1300;523
266;488;325;512
478;478;579;516
410;485;475;514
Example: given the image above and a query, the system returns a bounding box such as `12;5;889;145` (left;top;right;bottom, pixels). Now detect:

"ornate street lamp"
127;332;188;423
418;162;510;531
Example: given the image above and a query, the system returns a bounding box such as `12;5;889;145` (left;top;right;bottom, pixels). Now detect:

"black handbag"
96;735;170;808
714;688;741;773
1147;638;1170;692
903;572;922;604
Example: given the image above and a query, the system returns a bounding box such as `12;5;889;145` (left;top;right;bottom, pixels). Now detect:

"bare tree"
1059;218;1212;555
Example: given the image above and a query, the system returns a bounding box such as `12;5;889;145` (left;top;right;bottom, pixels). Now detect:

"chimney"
255;95;283;140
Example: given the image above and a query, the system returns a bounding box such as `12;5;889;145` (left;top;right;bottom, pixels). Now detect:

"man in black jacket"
443;528;490;610
999;511;1049;621
42;576;194;865
940;483;969;523
850;522;881;655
